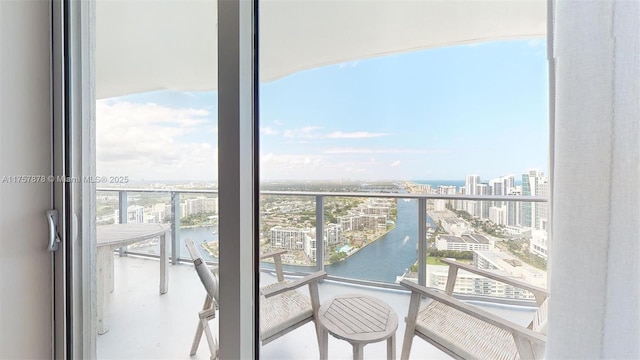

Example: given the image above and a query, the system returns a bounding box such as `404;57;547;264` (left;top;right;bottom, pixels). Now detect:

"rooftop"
475;250;547;288
461;234;490;244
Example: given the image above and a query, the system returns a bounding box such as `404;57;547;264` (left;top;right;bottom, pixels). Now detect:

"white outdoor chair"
185;239;220;359
399;258;549;360
185;239;327;359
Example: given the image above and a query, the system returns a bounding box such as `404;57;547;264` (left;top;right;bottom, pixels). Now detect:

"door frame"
57;0;261;357
52;0;97;358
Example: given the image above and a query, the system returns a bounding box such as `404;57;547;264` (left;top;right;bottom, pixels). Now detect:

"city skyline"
97;38;548;181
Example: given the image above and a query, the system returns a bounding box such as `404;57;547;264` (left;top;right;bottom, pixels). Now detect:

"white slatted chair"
185;239;327;359
400;258;549;360
185;239;220;360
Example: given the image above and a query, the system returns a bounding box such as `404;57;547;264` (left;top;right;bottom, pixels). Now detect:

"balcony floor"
97;256;535;359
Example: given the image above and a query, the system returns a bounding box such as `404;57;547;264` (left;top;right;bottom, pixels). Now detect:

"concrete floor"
97;256;535;360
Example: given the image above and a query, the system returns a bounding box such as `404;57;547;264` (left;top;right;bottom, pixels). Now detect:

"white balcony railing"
96;187;547;305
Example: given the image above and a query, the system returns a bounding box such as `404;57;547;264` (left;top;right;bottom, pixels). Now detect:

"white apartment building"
338;213;387;232
437;185;457;195
465;175;480;195
180;203;187;219
504;225;528;237
338;216;360;232
433;199;447;211
337;198;392;232
427;265;534;300
147;203;172;224
427;248;546;301
184;197;218;216
361;205;390;216
269;226;310;251
535;180;549;231
506;189;522;227
474;250;547;289
435;234;492;252
489;175;515;211
271;225;342;260
304;224;342;259
436;185;457;210
521;169;548;230
114;205;145;223
413;184;432;193
453;186;465;212
530;229;548;259
489;205;507;226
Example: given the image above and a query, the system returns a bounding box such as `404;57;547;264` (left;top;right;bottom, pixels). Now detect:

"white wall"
0;1;53;358
549;0;640;358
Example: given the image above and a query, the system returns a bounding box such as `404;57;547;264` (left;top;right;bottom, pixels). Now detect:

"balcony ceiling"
96;0;546;99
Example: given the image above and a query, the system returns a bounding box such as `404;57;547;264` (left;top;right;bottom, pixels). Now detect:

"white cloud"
260;153;365;180
96;100;217;181
278;128;389;140
390;160;401;167
260;152;409;180
323;148;449;155
282;126;323;138
260;126;279;135
326;131;389;139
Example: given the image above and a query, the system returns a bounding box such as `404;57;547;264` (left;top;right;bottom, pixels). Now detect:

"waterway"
136;198;434;284
324;198;432;282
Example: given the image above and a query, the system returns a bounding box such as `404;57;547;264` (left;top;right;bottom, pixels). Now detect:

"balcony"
96;187;547;358
97;255;537;359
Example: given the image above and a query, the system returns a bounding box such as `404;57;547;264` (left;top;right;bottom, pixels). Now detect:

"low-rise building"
529;229;548;259
435;234;492;252
426;249;546;301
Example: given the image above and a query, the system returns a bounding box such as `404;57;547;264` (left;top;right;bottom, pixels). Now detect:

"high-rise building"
465;175;481;195
535;180;549;230
489;175;516;209
463;175;481;217
507;187;522;227
502;175;516;194
489;178;503;197
475;183;490;219
454;186;466;211
489;205;507;225
437;185;457;210
521;170;547;229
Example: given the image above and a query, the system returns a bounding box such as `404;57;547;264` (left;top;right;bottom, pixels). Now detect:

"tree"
329;251;347;264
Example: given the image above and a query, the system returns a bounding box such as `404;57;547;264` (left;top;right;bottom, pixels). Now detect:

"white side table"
318;294;398;360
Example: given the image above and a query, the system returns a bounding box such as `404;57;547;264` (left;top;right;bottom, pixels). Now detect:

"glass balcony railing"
96;187;547;304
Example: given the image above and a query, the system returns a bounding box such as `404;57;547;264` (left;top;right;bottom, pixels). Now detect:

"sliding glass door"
61;0;259;358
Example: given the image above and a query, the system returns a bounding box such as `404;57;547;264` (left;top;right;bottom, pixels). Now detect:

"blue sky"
97;38;548;182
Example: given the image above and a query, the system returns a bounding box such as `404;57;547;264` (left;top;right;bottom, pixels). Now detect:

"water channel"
154;197;436;283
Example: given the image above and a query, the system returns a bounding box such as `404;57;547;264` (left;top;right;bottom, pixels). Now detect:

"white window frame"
217;0;260;358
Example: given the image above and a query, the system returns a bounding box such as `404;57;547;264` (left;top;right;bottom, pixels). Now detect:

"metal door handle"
47;210;61;252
